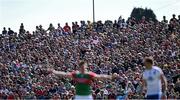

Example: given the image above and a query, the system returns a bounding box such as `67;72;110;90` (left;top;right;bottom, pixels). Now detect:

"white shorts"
74;95;93;100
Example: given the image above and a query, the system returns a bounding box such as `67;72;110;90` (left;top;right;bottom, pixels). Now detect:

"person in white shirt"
142;57;167;99
57;23;63;34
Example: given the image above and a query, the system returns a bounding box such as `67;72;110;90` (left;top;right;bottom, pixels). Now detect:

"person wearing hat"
47;60;118;100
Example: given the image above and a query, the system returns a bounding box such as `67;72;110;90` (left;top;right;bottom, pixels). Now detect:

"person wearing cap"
47;60;117;100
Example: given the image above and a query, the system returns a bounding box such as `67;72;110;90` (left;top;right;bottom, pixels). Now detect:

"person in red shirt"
7;93;15;100
63;23;71;33
34;86;46;99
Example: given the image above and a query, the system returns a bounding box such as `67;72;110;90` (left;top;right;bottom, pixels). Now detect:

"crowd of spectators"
0;14;180;99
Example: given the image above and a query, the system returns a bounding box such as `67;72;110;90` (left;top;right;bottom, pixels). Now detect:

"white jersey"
143;66;163;95
75;95;93;100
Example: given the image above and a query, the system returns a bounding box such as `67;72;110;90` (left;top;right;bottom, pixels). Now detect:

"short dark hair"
144;57;153;64
79;60;87;67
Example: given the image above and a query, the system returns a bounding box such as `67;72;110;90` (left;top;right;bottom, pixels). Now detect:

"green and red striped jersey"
70;71;96;95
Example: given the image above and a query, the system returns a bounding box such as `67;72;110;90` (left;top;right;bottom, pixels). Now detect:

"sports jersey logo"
147;76;154;81
153;70;156;75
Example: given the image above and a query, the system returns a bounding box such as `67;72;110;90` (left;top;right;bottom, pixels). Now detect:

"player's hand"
112;73;119;79
161;95;167;100
161;91;167;100
47;68;54;74
142;88;147;97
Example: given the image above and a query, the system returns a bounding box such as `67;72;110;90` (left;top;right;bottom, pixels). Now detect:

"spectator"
57;23;63;33
8;28;14;35
113;20;119;29
39;25;46;33
72;22;79;33
87;21;92;30
140;16;147;24
19;23;26;34
47;23;55;32
0;14;179;99
63;23;71;33
120;19;127;29
75;22;80;29
174;78;180;93
170;14;177;22
162;16;168;24
2;27;7;35
168;20;175;32
72;22;76;33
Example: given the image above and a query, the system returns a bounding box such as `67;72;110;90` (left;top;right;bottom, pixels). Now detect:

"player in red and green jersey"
48;61;118;100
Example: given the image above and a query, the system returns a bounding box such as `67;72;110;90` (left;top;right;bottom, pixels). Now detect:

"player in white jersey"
142;57;167;99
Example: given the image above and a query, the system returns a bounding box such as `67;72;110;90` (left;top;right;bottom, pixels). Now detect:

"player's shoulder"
152;66;163;74
143;66;161;73
87;71;96;75
152;66;162;71
87;71;97;77
71;71;79;75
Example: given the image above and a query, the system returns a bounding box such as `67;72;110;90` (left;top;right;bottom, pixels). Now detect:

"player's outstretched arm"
95;74;112;80
94;73;118;80
47;68;72;78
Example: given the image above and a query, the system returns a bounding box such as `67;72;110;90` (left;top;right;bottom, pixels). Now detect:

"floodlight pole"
93;0;95;23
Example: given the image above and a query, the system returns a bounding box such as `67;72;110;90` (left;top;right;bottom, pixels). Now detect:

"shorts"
74;95;93;100
146;94;161;100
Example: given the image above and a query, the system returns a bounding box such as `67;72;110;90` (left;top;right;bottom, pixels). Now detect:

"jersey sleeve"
89;72;97;79
69;71;76;78
156;67;163;75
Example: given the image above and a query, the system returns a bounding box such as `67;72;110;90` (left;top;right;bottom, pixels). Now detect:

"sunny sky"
0;0;180;32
